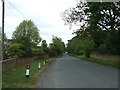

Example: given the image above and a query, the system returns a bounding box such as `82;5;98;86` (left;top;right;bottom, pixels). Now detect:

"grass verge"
2;58;56;88
71;54;120;69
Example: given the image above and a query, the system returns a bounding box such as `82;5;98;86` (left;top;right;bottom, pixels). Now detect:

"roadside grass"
71;54;120;69
2;58;55;88
91;53;120;61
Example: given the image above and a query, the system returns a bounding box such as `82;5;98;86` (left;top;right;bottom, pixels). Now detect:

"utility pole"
1;0;5;61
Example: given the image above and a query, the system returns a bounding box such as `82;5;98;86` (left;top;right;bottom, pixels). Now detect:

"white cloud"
0;0;77;44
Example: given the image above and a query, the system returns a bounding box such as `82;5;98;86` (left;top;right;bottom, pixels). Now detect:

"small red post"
26;64;30;77
26;64;30;69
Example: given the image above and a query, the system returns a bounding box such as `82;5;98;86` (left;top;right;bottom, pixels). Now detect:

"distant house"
36;44;41;48
36;45;41;49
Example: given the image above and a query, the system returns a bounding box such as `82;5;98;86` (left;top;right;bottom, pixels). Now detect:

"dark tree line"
62;1;120;57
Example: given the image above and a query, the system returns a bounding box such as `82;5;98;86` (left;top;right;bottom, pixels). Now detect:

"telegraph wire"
6;0;26;19
5;0;53;44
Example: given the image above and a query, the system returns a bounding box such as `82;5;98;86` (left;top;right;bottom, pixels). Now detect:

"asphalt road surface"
37;53;118;88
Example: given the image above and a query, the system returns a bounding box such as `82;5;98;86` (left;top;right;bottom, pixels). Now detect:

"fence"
2;54;49;71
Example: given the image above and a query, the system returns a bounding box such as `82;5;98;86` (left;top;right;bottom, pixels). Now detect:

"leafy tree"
49;43;55;51
86;2;120;54
62;2;120;34
49;43;57;57
103;30;120;55
12;20;41;57
62;2;120;55
52;36;65;55
67;35;95;58
80;38;95;58
67;36;81;55
49;36;65;56
41;40;49;53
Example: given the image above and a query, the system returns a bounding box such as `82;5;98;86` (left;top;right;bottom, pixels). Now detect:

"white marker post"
38;63;41;69
44;61;45;65
26;64;30;77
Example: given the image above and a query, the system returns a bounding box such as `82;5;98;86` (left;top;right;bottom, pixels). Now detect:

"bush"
33;49;45;55
4;45;11;59
103;31;120;55
48;51;57;57
84;50;91;58
79;51;84;55
7;43;25;57
80;38;95;58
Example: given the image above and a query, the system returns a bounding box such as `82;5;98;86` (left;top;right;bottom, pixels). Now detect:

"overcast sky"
0;0;78;45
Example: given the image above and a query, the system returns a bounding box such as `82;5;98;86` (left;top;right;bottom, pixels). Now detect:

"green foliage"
7;44;25;57
67;36;95;58
1;33;11;59
41;40;49;53
78;51;84;55
67;36;81;55
99;30;120;55
62;2;120;55
49;36;65;56
62;2;120;33
49;43;55;51
12;20;41;47
4;45;10;59
49;43;57;57
80;38;95;58
12;20;41;57
33;48;45;55
52;36;65;55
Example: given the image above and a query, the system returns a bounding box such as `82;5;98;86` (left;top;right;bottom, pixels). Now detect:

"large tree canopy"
12;20;41;57
62;1;120;55
61;2;120;39
12;20;41;47
49;36;65;56
62;2;120;32
67;36;95;58
41;40;49;53
52;36;65;55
